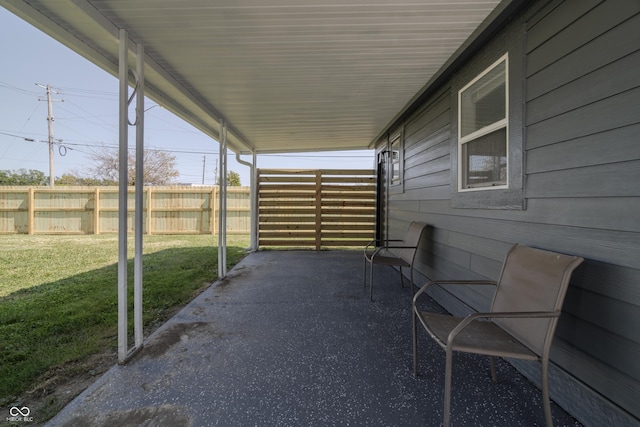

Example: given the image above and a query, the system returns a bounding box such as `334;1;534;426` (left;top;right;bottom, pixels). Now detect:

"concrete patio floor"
48;250;581;426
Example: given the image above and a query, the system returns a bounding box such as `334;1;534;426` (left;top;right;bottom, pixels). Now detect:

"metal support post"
117;28;129;364
252;151;258;250
134;43;145;349
218;121;227;278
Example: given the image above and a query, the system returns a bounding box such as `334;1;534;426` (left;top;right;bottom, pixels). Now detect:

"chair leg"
369;262;375;301
399;266;404;288
490;356;497;382
444;347;454;427
409;267;414;297
412;310;418;376
363;258;367;287
541;358;553;427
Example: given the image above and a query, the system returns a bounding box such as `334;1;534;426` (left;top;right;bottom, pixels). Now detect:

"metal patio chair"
412;244;583;427
363;221;428;301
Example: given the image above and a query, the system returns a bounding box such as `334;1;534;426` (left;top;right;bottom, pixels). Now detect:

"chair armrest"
447;310;562;347
364;239;404;253
413;280;496;305
384;244;417;249
367;243;418;261
378;244;419;257
364;239;376;254
378;240;404;250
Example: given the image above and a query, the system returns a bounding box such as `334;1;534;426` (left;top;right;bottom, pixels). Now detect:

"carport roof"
1;0;520;154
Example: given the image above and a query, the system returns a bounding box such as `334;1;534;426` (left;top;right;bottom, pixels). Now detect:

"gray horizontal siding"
526;0;640;77
526;123;640;172
526;160;640;198
524;197;640;233
382;0;640;424
527;85;640;147
557;313;640;381
526;7;640;100
524;0;602;52
526;49;640;125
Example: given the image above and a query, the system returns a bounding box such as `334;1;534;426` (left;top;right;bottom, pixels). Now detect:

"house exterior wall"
376;0;640;425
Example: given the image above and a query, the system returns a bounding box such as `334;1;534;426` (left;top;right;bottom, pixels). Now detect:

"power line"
0;81;40;96
0;130;35;139
56;85;118;98
11;134;220;156
61;99;118;133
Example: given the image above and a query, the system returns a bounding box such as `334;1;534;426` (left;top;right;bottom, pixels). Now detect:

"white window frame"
390;133;402;188
457;54;509;192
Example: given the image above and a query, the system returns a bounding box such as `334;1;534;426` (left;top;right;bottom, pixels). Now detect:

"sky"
0;8;374;187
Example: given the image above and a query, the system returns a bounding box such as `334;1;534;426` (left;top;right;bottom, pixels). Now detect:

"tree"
227;170;241;186
56;174;80;186
215;170;242;186
88;146;179;186
56;173;113;186
0;169;48;185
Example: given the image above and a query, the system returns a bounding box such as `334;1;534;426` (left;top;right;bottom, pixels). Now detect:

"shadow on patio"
48;250;581;426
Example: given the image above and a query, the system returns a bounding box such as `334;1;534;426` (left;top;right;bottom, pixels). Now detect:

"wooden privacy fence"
258;169;376;249
0;186;250;235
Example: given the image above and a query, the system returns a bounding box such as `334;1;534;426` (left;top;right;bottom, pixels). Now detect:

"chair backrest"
397;222;429;264
491;245;583;356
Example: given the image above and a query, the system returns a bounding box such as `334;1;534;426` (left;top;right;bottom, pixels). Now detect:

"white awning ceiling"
1;0;508;155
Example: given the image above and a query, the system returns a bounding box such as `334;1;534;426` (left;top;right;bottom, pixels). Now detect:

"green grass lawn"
0;234;249;417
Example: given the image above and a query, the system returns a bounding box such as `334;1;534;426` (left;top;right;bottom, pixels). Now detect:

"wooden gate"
258;169;375;249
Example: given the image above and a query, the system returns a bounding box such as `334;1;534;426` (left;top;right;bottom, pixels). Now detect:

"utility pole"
202;155;206;185
36;84;63;187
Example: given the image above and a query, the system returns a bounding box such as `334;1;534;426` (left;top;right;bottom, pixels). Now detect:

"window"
388;130;404;194
458;54;508;191
390;134;401;186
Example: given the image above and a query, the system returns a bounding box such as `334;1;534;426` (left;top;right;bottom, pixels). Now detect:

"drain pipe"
236;151;257;251
218;122;228;278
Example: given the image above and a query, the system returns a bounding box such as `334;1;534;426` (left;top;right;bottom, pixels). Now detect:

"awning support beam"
133;42;145;350
117;28;128;364
218;121;228;278
117;28;144;364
